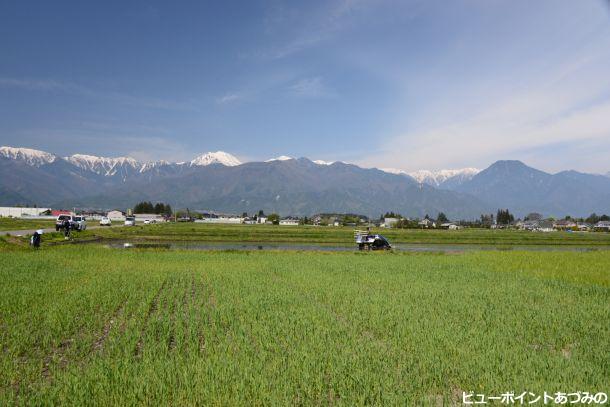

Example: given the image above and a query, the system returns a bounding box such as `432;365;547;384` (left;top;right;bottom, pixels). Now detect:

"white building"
383;217;399;228
195;217;244;224
107;210;125;221
418;218;436;228
134;213;165;222
279;218;300;226
0;207;51;217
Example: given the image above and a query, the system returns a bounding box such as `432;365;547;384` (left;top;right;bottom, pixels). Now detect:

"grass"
1;245;608;405
0;218;54;232
20;222;610;247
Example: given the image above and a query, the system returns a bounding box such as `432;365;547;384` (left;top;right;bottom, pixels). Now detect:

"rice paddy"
1;240;608;405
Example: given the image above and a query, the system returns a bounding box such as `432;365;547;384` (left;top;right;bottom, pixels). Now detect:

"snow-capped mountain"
65;154;141;176
190;151;241;167
313;159;335;165
408;168;480;188
380;168;408;176
0;146;57;167
266;155;293;162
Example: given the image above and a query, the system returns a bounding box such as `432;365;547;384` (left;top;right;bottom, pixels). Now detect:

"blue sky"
1;0;610;173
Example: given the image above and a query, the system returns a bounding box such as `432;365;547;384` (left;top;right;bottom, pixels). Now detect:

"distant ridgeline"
1;146;610;219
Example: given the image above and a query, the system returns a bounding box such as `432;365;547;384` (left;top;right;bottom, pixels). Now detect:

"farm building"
0;207;52;217
279;218;300;226
418;218;436;228
553;219;577;230
440;222;461;230
383;217;399;228
196;216;243;224
134;213;165;222
107;210;125;221
594;221;610;231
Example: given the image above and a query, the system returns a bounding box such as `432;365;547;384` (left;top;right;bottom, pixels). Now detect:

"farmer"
30;230;42;248
63;217;72;239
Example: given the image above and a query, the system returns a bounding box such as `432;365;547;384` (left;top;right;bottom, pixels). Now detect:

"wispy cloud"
262;0;377;59
216;92;243;105
289;77;335;98
0;76;197;111
359;18;610;173
0;77;65;91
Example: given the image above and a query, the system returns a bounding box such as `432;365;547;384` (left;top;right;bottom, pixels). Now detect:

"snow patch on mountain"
380;168;408;176
66;154;141;176
313;159;335;165
408;168;480;186
139;160;172;172
266;155;293;162
190;151;241;167
0;146;57;167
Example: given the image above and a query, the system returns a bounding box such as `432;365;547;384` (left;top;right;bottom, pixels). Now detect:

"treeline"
133;201;173;215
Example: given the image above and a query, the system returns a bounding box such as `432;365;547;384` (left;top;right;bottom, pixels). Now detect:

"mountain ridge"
1;146;609;218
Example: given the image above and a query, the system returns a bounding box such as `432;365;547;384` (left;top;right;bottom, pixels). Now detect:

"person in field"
30;230;41;248
63;217;71;239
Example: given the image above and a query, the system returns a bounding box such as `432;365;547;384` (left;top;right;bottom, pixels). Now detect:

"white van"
74;216;87;231
124;216;136;226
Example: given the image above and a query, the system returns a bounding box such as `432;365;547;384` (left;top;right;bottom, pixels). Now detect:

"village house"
418;218;436;228
440;222;461;230
279;217;300;226
594;221;610;232
553;219;577;230
382;217;399;228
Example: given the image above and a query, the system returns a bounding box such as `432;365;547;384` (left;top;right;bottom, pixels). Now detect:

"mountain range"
1;146;609;218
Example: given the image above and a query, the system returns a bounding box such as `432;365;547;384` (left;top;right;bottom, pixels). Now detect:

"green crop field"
0;218;55;232
1;243;608;405
21;222;610;247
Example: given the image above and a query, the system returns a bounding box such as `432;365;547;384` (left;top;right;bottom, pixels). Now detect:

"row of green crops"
1;246;609;405
0;218;55;231
23;222;610;247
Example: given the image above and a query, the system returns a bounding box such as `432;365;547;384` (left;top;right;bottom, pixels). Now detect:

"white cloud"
0;76;197;111
216;93;243;105
263;0;380;59
289;77;334;98
360;21;610;173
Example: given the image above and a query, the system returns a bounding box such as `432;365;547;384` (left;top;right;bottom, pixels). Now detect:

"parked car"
144;219;151;224
124;216;136;226
74;216;87;231
55;214;75;231
99;216;112;226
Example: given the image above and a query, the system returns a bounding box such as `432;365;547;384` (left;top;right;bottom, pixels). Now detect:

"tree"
601;214;610;222
586;213;599;224
437;212;449;223
524;212;543;221
496;209;514;225
258;210;265;217
267;213;280;225
134;201;154;214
